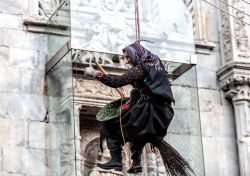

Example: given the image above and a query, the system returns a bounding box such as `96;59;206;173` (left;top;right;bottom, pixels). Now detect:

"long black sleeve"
95;65;145;88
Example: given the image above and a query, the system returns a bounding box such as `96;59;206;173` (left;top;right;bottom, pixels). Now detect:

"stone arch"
83;137;101;175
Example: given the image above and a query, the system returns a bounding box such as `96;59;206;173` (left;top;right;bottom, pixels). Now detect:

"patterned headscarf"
122;42;163;71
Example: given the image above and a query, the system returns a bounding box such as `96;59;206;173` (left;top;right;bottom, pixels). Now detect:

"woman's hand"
84;67;98;77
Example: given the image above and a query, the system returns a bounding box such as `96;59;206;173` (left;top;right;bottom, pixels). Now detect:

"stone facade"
0;0;249;176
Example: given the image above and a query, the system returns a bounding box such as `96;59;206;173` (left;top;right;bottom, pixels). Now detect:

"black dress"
96;61;175;144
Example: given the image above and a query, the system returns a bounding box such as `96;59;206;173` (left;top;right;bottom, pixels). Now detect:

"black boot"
127;142;145;174
97;137;122;171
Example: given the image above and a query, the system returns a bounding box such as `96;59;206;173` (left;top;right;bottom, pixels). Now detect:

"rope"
135;0;140;42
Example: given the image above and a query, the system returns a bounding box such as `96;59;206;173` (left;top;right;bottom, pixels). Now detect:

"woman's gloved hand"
83;67;99;77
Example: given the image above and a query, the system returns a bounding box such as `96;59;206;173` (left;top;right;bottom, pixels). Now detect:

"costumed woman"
84;42;194;176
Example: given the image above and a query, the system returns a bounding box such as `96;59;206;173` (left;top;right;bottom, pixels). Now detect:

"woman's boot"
97;137;122;171
127;142;145;174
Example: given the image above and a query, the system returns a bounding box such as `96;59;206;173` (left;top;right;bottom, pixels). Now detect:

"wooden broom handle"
94;60;124;98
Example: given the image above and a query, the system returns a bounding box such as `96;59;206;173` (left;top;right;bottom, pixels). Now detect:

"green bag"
96;98;130;121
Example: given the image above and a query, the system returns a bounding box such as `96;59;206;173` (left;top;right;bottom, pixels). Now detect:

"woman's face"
123;51;132;65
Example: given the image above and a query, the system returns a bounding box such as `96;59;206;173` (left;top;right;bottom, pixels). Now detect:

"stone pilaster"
217;63;250;176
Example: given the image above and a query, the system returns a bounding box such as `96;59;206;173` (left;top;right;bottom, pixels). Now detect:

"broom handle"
94;60;124;98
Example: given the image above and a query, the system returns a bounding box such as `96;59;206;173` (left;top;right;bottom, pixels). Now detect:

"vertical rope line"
134;0;140;42
136;0;140;42
134;0;138;41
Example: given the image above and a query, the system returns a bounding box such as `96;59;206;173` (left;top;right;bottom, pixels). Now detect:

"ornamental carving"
232;0;250;59
220;75;250;101
39;0;62;19
219;0;233;62
72;50;129;69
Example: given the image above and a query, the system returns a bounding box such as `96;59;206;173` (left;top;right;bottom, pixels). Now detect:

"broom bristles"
155;140;195;176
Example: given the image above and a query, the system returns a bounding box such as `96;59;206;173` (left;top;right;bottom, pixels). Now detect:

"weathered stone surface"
0;172;25;176
197;69;218;90
0;93;47;121
168;109;201;135
0;148;2;171
2;147;29;174
19;68;45;95
9;48;40;69
1;29;47;50
28;121;48;149
27;149;49;176
0;13;23;30
0;0;29;15
203;3;220;43
202;136;239;176
0;46;10;66
0;118;28;147
198;89;233;114
0;66;20;93
196;45;221;72
200;111;236;138
172;86;199;110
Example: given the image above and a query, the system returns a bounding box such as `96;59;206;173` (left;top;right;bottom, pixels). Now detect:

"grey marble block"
1;29;47;50
0;46;10;66
0;13;23;30
0;93;47;121
27;148;49;176
2;147;29;174
0;0;29;15
0;148;2;171
197;69;219;89
9;48;40;69
172;86;199;110
19;68;45;95
0;118;28;147
202;136;239;176
168;109;201;136
28;121;49;149
198;89;233;114
0;172;25;176
0;66;20;93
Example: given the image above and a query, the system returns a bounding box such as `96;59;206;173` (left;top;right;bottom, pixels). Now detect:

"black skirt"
100;89;174;144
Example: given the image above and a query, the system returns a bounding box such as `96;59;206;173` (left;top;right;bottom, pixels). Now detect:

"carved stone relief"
219;0;233;62
39;0;62;19
72;50;129;69
232;0;250;59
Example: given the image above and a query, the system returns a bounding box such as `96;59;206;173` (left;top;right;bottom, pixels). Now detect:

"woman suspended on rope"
84;42;194;175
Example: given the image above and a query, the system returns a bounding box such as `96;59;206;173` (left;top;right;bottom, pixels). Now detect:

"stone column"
73;104;82;176
217;72;250;176
226;82;250;176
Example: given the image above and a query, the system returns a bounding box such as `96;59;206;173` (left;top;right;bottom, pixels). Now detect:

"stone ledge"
23;17;69;36
195;40;216;55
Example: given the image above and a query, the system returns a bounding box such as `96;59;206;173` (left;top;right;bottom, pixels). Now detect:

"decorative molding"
217;61;250;101
23;17;69;35
195;40;216;54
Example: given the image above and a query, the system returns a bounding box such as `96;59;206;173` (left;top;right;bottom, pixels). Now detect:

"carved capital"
217;61;250;101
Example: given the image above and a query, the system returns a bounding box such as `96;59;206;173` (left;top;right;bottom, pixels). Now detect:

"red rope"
135;0;140;42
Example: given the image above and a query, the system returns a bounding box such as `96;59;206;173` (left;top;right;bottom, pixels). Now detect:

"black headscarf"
122;42;163;71
123;42;175;103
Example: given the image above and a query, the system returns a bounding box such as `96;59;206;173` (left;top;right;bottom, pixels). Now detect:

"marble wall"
0;0;49;175
0;0;245;176
196;1;240;175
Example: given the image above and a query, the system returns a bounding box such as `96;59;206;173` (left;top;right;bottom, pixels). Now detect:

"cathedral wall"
195;1;239;175
0;0;49;175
